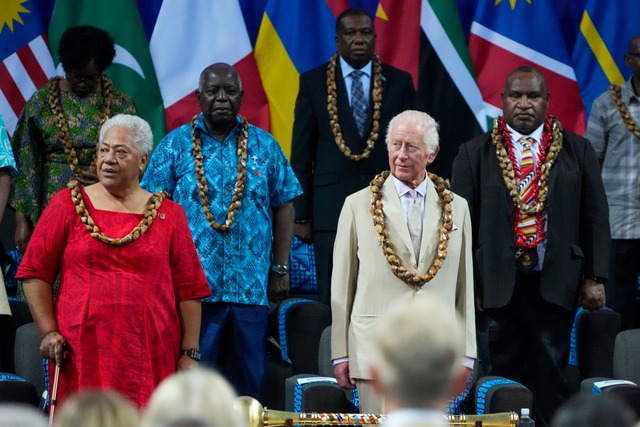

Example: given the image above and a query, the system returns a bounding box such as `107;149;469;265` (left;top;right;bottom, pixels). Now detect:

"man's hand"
293;222;312;243
15;212;33;254
268;272;290;303
578;278;605;311
333;361;356;390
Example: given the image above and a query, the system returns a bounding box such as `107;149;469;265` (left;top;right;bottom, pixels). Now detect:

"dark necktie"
350;70;367;137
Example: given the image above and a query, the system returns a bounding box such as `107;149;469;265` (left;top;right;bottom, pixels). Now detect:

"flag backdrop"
0;0;55;136
572;0;640;118
2;0;636;166
253;0;336;156
469;0;586;134
47;0;166;143
417;0;486;177
146;0;269;134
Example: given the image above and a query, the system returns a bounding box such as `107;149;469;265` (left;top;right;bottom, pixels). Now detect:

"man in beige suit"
331;110;476;413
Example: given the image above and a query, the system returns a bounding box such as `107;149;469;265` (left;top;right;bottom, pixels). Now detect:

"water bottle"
517;408;535;427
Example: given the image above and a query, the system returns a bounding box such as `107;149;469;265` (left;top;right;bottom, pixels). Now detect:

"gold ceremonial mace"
234;396;518;427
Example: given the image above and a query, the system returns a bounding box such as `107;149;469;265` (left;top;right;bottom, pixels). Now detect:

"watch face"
271;265;288;275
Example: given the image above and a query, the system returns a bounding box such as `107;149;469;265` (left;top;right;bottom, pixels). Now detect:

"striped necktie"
407;190;422;262
517;137;537;244
350;70;367;137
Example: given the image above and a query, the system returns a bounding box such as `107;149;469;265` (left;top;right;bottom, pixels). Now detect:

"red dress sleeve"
16;189;74;285
167;201;210;301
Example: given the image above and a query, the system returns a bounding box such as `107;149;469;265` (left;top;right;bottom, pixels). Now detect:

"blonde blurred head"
54;390;138;427
141;367;245;427
370;297;465;410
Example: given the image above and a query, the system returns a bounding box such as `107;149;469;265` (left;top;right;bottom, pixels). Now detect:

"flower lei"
47;75;114;176
369;170;453;289
68;180;168;246
492;116;563;249
326;52;382;161
191;115;248;232
609;85;640;139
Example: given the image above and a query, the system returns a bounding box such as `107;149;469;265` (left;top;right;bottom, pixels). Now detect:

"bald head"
195;62;244;138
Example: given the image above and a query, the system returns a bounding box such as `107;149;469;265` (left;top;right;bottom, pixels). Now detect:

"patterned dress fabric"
16;188;210;408
141;114;302;306
9;79;137;224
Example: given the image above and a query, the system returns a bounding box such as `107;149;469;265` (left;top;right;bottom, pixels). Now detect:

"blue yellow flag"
254;0;336;156
572;0;640;118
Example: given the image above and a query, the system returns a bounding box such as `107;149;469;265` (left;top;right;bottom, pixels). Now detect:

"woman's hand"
40;331;70;367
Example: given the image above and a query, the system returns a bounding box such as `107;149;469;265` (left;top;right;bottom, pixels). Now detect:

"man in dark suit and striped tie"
451;65;611;426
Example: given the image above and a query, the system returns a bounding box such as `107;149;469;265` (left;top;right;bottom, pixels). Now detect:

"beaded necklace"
191;115;248;232
369;171;452;289
491;116;563;249
326;52;382;161
47;75;114;175
609;85;640;139
69;180;168;246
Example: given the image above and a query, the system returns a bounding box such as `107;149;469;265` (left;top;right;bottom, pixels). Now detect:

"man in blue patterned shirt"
0;114;16;224
141;63;302;400
585;34;640;331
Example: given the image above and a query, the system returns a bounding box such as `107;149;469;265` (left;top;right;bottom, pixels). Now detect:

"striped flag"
0;0;56;136
572;0;640;117
147;0;269;134
469;0;586;134
418;0;486;177
253;0;336;156
48;0;167;143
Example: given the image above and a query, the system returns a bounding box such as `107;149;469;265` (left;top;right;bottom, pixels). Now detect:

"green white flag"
48;0;166;144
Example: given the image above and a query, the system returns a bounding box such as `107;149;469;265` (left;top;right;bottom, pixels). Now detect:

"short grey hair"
140;368;245;427
99;114;153;156
386;110;440;154
370;297;464;408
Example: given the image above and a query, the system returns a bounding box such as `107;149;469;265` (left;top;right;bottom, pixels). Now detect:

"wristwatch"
271;264;289;276
181;349;201;362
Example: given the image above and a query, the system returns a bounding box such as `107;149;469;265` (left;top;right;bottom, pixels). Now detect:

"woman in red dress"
17;114;211;408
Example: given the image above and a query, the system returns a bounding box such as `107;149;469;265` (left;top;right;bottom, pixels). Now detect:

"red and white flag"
149;0;269;133
0;3;56;136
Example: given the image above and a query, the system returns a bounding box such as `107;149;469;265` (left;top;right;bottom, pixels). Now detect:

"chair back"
613;329;640;385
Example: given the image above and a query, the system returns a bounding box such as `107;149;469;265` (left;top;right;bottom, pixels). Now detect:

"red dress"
17;188;210;407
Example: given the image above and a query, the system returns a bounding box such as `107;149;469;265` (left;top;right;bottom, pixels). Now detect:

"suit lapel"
418;178;441;271
381;177;416;263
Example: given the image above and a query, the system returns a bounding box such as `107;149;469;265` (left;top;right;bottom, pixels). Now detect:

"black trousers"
608;239;640;330
313;230;336;307
484;271;574;427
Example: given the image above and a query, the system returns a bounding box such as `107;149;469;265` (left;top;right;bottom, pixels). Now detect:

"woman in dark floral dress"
10;25;137;257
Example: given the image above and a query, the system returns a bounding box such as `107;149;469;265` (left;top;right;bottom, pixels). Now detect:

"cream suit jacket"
331;176;476;379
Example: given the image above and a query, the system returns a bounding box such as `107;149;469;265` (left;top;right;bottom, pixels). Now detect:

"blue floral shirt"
141;114;302;306
0;115;16;173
